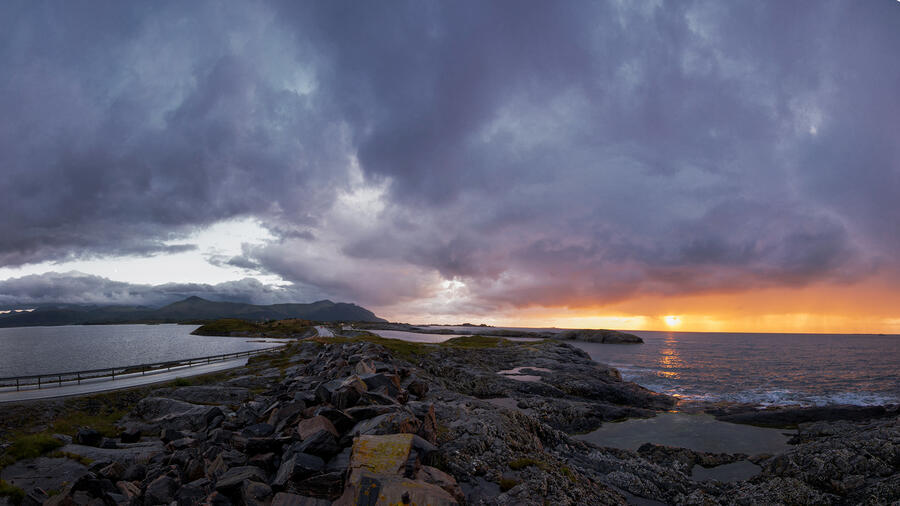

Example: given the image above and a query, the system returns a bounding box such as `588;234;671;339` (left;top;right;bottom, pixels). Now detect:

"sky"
1;0;899;333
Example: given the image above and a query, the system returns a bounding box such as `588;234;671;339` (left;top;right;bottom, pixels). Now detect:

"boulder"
119;428;142;443
313;407;356;434
407;379;429;399
165;385;254;405
74;428;102;447
214;466;268;493
145;475;179;505
272;453;325;489
418;465;465;504
292;430;341;460
241;480;273;506
242;423;275;438
297;416;339;440
349;409;421;437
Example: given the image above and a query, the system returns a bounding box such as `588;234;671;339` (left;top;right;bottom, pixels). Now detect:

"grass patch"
192;318;315;338
3;434;63;463
47;407;126;438
0;479;24;504
316;333;519;362
48;451;93;466
499;477;520;492
442;335;513;349
317;334;434;361
509;457;549;471
560;465;577;483
172;377;193;387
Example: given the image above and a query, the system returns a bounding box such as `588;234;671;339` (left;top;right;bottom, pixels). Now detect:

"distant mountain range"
0;296;386;327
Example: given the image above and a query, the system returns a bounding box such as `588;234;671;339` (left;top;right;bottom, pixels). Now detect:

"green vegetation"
49;451;93;466
0;479;25;504
3;434;63;463
442;335;514;349
509;457;548;471
172;377;193;387
317;332;523;361
499;477;520;492
192;318;317;338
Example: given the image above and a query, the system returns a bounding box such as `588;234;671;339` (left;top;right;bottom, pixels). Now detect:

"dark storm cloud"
0;272;316;308
1;1;898;311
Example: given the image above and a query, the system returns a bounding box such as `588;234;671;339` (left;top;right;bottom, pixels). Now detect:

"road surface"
0;357;250;403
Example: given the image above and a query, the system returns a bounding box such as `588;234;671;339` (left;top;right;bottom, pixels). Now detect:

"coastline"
0;332;897;504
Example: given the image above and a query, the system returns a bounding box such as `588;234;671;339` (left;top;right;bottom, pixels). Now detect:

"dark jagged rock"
272;453;325;489
553;328;644;343
74;427;102;447
710;403;897;428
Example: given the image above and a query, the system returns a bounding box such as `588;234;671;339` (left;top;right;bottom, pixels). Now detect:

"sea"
0;324;278;378
1;324;897;407
388;327;900;407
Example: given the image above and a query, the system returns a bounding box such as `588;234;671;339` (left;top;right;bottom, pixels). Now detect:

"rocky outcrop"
709;403;898;428
1;336;897;505
551;329;643;344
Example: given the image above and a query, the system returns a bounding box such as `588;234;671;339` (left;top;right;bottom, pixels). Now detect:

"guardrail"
0;345;285;392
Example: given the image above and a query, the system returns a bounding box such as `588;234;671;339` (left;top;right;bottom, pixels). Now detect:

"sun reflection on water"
657;332;683;379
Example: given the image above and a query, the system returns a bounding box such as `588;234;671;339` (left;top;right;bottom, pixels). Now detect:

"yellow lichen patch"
350;434;415;475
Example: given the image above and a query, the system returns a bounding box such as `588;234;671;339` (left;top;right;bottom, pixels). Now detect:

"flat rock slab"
0;457;88;493
58;441;164;464
163;385;254;405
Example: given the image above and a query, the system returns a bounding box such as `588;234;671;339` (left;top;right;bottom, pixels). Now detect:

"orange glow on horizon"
384;276;900;334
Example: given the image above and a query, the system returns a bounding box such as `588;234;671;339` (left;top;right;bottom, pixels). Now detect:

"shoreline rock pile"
1;336;898;505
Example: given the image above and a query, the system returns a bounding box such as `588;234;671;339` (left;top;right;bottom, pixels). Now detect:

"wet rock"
712;404;893;428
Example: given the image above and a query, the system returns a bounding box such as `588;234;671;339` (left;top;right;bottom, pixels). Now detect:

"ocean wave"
673;388;898;407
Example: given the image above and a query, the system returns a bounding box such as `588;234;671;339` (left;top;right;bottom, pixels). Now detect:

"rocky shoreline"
355;323;645;344
0;334;898;505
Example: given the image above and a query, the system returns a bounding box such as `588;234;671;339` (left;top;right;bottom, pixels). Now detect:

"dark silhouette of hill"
0;296;385;327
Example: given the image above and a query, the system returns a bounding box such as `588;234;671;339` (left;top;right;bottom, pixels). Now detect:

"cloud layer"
1;1;898;319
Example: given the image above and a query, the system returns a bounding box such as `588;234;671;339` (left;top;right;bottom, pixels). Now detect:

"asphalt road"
0;357;250;403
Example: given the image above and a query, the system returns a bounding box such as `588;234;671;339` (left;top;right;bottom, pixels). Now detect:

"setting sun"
664;315;682;327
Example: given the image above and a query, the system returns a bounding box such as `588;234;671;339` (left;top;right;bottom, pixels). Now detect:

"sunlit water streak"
0;324;279;377
573;331;900;407
385;326;900;407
